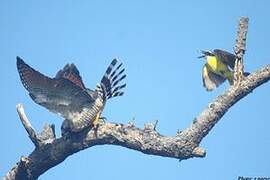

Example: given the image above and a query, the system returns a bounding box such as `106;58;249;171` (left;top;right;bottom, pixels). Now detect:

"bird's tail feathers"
99;59;126;100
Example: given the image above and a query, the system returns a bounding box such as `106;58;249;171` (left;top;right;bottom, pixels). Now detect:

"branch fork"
16;104;56;148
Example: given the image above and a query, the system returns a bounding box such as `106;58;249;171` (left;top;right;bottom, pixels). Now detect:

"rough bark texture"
4;17;270;180
234;17;249;83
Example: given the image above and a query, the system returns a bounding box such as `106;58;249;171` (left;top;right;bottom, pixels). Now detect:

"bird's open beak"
198;50;212;59
197;55;205;59
198;50;208;59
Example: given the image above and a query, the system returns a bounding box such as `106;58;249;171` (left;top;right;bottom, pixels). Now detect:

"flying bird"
198;49;249;91
16;57;126;134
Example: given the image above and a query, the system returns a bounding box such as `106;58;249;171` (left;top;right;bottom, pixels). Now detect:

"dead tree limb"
4;17;270;180
234;17;249;84
16;104;42;147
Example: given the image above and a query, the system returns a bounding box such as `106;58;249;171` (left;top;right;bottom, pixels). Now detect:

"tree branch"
4;17;270;180
234;17;249;84
16;104;42;147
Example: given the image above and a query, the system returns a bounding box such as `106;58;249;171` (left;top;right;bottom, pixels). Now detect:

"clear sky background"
1;1;270;179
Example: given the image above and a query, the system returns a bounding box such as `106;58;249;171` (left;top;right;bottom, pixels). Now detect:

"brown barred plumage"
17;57;126;133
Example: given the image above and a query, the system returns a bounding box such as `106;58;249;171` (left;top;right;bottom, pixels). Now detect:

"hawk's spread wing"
213;49;236;70
16;57;94;120
202;64;226;91
55;63;86;90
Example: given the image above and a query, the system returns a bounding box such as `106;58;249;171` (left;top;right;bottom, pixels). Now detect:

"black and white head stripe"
100;58;126;100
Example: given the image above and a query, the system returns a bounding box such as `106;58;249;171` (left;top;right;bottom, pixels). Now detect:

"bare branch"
16;104;42;147
39;123;56;142
4;156;31;180
234;17;249;84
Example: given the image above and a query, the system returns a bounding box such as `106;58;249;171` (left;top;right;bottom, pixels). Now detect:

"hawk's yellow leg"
92;111;102;128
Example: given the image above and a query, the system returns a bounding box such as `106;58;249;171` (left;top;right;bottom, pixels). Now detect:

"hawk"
198;49;249;91
17;57;126;134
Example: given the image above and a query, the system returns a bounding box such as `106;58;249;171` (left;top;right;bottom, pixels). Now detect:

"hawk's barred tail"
100;59;126;100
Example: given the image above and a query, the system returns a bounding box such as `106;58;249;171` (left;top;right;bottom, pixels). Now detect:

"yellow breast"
206;56;227;72
206;55;233;81
206;56;217;70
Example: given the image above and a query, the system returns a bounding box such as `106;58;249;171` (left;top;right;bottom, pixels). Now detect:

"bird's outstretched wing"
213;49;236;70
202;64;226;91
16;57;94;120
55;63;86;90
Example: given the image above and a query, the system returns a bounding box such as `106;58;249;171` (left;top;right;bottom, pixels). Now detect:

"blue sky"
1;1;270;179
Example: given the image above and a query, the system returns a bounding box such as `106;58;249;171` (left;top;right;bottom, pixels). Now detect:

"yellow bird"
198;49;249;91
